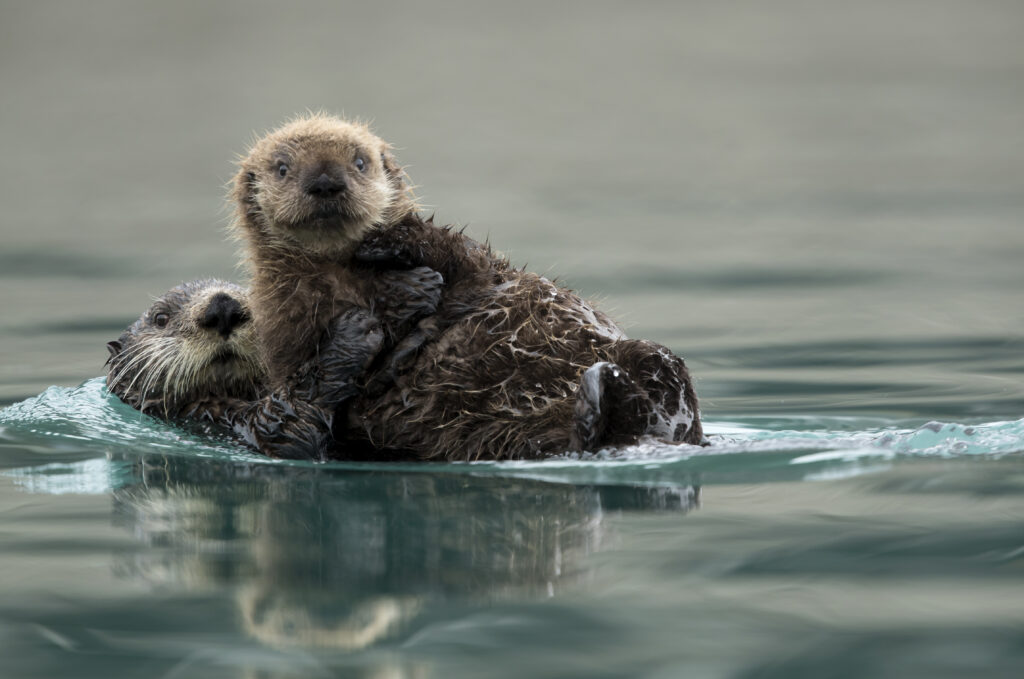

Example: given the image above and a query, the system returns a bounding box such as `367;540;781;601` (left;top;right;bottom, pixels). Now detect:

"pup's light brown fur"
230;114;419;386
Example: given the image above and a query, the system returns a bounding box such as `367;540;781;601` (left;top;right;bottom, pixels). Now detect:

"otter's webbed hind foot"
570;362;653;452
607;339;703;446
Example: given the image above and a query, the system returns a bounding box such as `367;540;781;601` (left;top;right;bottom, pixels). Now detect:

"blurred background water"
1;1;1023;677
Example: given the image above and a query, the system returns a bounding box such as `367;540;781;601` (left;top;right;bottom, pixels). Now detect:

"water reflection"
109;454;698;651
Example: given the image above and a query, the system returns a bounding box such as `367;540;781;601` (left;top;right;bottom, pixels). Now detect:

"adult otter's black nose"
201;293;249;339
305;172;346;197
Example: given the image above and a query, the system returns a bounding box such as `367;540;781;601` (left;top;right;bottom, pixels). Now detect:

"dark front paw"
302;307;383;409
376;267;444;318
355;224;419;268
363;316;440;398
321;308;385;380
287;307;385;405
329;307;384;349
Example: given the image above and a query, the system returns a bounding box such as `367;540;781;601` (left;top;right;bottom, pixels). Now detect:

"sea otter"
106;273;442;459
105;279;262;416
230;114;703;460
229;114;424;388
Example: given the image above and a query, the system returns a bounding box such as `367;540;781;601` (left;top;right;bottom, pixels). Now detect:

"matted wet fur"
350;219;703;459
230;113;703;460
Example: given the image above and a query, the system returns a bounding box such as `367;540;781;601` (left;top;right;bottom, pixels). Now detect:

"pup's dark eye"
153;313;170;328
354;156;366;172
277;163;289;178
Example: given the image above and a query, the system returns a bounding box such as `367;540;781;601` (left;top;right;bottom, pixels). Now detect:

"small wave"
0;378;267;465
1;379;1022;491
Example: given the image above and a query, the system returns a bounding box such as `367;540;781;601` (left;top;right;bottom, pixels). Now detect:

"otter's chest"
289;265;373;311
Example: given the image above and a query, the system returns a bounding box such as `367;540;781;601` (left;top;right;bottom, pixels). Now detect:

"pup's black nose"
200;293;249;339
305;172;346;198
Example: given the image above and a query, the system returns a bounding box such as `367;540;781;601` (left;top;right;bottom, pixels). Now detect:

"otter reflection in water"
110;454;698;652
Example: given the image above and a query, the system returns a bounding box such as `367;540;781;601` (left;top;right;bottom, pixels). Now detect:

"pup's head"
106;280;263;416
231;113;417;257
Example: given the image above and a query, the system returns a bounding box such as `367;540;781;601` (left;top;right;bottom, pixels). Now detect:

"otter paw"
363;317;440;398
355;225;419;267
376;267;445;321
303;308;385;408
323;309;385;373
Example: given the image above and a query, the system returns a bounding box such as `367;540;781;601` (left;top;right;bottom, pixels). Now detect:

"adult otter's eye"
277;163;289;178
354;156;366;172
154;313;170;329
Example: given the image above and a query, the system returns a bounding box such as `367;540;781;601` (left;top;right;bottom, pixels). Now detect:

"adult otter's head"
231;113;417;257
106;280;263;416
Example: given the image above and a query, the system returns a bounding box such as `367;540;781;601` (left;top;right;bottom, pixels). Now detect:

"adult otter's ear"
105;340;122;366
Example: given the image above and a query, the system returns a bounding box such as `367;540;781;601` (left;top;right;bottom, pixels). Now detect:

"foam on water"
0;378;266;464
2;378;1022;495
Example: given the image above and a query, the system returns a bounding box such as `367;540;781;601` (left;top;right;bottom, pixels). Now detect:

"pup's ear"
380;146;418;220
381;150;403;177
230;165;260;215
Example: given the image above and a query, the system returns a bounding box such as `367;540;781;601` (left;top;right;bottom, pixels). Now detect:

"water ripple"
1;379;1022;493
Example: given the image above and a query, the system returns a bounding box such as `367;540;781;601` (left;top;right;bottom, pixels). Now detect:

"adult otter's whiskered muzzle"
106;279;263;417
200;292;250;339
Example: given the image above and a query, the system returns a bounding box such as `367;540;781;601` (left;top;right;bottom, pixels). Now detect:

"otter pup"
231;114;703;460
107;273;442;459
230;114;427;389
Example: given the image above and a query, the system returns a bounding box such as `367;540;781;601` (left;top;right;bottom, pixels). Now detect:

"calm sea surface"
2;2;1023;677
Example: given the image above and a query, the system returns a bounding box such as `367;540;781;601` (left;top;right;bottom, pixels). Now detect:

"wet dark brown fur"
231;114;703;460
350;219;703;459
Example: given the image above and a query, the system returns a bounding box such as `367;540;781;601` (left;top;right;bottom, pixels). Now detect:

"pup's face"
232;115;414;256
106;280;263;415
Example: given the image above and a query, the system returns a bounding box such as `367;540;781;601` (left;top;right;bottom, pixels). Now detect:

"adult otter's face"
106;280;263;415
232;114;415;256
